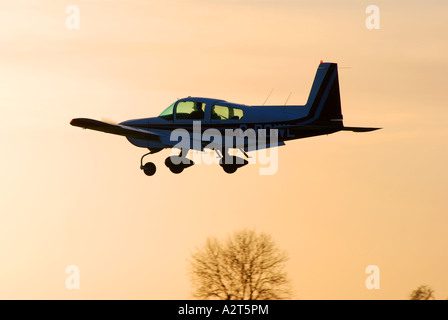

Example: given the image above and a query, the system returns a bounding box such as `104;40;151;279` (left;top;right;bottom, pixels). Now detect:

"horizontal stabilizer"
341;126;381;132
70;118;160;141
283;125;380;133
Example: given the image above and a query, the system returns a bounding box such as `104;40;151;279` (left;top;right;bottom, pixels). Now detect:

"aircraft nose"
120;119;149;127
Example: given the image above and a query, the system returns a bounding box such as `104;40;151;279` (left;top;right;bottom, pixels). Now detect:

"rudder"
305;62;343;127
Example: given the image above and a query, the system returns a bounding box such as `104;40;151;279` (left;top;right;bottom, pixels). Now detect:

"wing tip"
70;118;80;127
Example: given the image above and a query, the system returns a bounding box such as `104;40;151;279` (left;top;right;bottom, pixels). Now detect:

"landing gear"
140;149;196;176
142;162;156;176
221;162;238;174
219;150;248;174
140;151;157;176
139;148;249;176
165;156;183;174
164;150;194;174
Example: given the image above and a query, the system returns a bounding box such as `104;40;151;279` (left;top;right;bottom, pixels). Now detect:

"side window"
230;107;243;120
176;101;206;120
211;105;243;120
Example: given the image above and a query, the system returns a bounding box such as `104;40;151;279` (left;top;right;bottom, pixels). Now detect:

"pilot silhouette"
190;102;204;119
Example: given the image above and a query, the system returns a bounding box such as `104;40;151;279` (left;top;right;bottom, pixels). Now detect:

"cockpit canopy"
158;99;244;121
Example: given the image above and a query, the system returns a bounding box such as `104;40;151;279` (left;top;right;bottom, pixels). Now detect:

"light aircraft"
70;62;380;176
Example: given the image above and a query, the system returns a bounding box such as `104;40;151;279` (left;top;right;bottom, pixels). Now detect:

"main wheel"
222;164;238;174
169;164;184;174
165;156;190;174
142;162;156;176
165;156;174;168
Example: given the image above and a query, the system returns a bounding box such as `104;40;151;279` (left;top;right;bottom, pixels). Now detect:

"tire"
222;164;238;174
165;157;174;168
143;162;156;176
169;164;184;174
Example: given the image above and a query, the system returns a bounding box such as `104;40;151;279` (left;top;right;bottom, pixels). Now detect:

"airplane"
70;61;380;176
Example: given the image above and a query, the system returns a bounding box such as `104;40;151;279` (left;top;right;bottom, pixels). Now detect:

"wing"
70;118;161;142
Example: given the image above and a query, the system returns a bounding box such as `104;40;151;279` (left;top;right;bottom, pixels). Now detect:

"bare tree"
189;229;291;300
410;285;435;300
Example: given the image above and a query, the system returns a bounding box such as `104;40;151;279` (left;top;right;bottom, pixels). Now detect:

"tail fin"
305;62;343;127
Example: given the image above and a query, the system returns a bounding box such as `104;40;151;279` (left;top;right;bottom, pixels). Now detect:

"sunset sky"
0;0;447;299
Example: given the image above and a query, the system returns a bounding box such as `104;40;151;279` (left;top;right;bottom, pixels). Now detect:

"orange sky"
0;0;447;299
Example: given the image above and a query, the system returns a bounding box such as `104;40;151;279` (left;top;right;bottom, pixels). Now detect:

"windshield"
159;102;175;120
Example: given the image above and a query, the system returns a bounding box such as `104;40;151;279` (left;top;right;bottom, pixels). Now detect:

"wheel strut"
140;151;157;176
140;151;152;170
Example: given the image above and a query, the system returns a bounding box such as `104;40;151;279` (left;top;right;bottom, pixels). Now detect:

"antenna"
262;88;274;106
284;92;292;105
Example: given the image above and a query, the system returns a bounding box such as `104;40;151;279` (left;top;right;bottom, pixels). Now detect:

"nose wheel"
140;151;157;176
141;162;156;176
